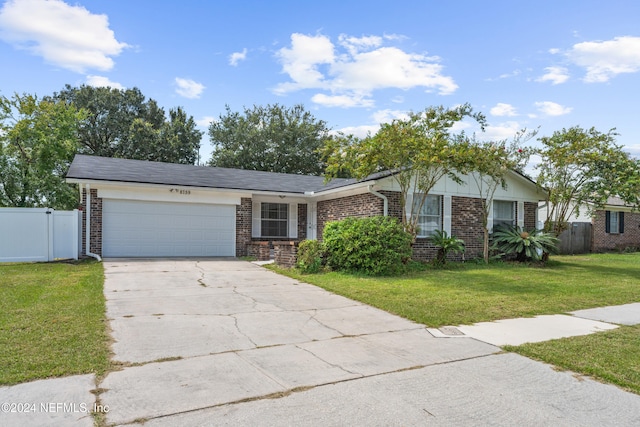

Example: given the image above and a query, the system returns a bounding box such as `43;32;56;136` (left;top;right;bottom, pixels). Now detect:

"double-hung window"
606;211;624;234
413;194;441;237
493;200;515;230
261;203;288;237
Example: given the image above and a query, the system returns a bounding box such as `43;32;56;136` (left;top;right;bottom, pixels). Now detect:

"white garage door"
102;199;235;257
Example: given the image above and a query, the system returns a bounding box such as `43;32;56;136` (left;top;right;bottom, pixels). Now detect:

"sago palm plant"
428;229;465;266
491;226;559;262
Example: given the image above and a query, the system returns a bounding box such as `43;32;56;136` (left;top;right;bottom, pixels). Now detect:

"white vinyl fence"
0;208;81;263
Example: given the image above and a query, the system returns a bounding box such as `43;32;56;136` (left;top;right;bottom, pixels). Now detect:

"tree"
467;129;535;263
208;104;330;175
0;93;84;210
52;85;202;164
536;126;640;243
324;103;486;237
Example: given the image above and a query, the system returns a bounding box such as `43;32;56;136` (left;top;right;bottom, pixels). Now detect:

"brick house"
592;197;640;252
66;155;544;261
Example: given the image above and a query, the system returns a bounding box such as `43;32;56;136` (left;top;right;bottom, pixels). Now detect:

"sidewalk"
427;302;640;346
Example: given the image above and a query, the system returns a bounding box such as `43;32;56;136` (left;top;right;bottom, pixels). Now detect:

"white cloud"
332;109;409;138
490;103;517;117
86;75;123;89
371;109;409;124
196;116;216;127
482;121;523;141
311;93;374;108
229;48;247;66
175;78;205;99
535;101;572;116
274;33;458;107
567;36;640;82
536;66;570;85
332;124;380;138
0;0;128;73
548;48;561;55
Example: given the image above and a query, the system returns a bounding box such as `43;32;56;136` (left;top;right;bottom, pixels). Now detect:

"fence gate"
0;208;80;263
557;222;592;254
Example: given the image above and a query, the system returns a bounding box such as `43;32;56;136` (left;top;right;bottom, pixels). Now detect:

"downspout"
84;184;102;262
368;185;388;216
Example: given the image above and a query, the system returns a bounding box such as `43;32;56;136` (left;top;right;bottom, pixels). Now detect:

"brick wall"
273;241;298;268
317;193;384;240
80;188;102;256
246;241;270;261
236;197;252;257
592;210;640;252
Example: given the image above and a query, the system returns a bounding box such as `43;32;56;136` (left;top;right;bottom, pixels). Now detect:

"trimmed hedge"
323;216;412;275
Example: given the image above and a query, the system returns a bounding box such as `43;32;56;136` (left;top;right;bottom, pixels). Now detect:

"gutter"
84;184;102;262
368;185;388;216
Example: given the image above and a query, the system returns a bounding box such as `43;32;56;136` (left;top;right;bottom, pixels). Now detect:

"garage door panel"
103;200;235;257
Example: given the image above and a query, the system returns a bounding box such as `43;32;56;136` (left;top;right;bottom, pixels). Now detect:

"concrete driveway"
99;259;640;426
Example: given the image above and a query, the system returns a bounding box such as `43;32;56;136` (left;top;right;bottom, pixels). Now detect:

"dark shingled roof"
65;155;375;194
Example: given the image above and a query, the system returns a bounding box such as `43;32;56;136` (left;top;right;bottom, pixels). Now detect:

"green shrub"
491;226;559;262
427;229;465;266
323;216;412;275
296;239;324;273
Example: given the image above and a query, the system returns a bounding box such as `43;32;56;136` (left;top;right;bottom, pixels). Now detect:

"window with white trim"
261;203;288;237
413;194;441;237
493;200;515;230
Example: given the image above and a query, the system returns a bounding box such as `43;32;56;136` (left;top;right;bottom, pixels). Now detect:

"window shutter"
289;203;298;239
517;201;525;228
605;211;611;233
443;196;452;235
619;212;625;234
252;202;261;238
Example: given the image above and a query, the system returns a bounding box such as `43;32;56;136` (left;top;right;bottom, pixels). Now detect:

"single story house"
66;155;544;260
539;197;640;253
592;197;640;252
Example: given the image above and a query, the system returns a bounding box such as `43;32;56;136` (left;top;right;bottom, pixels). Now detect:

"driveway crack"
230;314;258;348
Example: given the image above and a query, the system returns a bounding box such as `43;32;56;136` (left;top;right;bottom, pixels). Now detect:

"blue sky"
1;0;639;171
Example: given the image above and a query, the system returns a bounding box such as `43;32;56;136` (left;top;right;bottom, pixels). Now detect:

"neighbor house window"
413;194;441;237
493;200;515;230
261;203;288;237
606;211;624;234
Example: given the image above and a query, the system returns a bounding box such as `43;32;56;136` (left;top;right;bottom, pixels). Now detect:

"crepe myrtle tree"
536;126;640;240
323;103;486;239
467;129;536;263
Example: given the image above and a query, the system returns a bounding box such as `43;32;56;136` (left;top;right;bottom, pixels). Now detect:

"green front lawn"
505;325;640;394
273;253;640;327
0;260;110;385
272;253;640;394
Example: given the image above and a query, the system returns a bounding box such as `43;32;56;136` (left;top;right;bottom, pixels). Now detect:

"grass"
271;253;640;327
0;260;110;385
504;325;640;394
271;253;640;394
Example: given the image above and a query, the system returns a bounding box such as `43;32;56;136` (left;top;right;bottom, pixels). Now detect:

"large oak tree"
52;85;202;164
208;104;330;175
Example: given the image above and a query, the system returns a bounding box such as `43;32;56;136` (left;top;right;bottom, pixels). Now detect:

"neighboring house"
538;197;640;253
65;155;544;261
592;197;640;252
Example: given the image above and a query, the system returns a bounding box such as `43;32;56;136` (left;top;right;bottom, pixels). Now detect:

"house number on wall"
169;188;191;195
